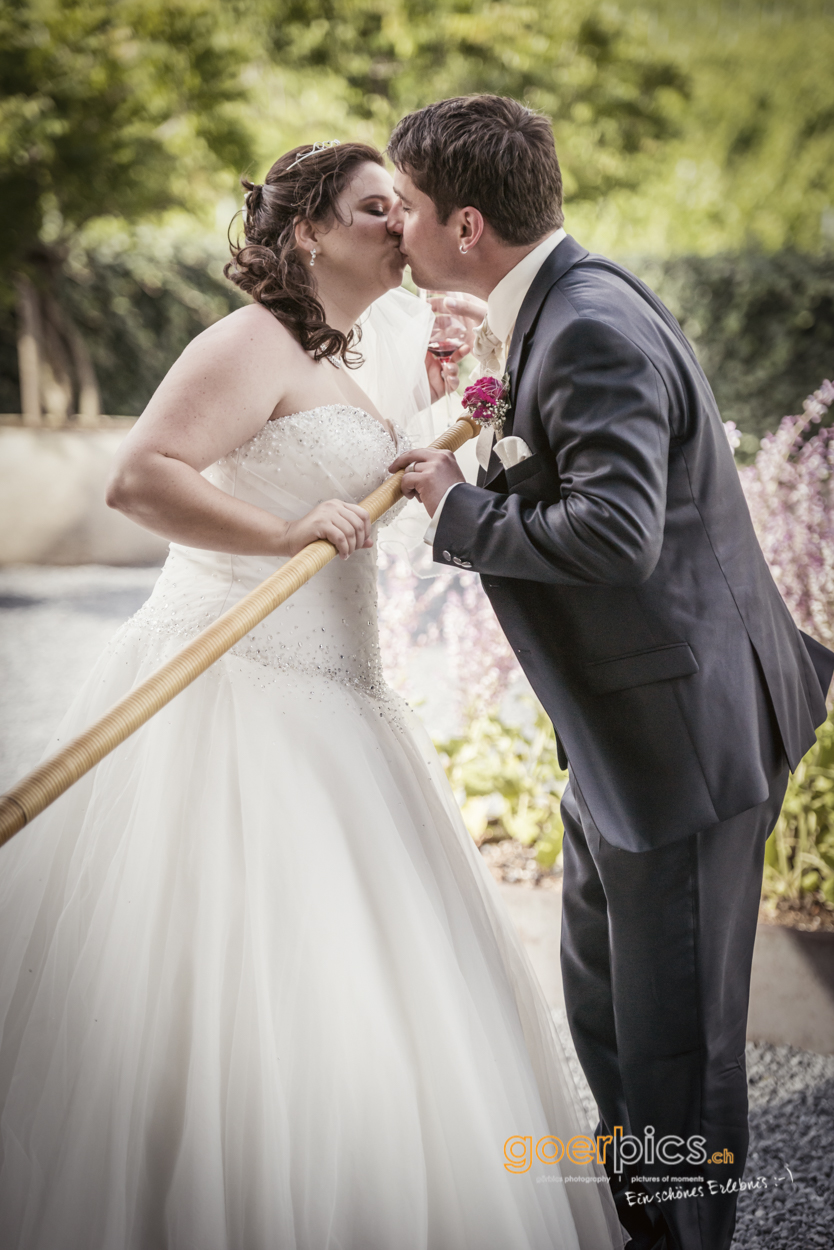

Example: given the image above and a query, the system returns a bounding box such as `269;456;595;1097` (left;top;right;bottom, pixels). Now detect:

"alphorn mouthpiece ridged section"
0;417;479;852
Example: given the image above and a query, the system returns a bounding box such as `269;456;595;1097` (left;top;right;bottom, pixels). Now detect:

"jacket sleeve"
433;316;671;586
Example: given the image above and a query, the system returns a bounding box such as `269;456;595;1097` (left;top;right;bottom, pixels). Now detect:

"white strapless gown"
0;406;621;1249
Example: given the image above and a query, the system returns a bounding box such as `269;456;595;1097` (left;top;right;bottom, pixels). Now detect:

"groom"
387;95;834;1250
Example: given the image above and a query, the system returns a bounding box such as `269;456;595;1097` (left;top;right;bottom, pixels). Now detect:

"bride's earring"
459;244;466;254
310;248;317;267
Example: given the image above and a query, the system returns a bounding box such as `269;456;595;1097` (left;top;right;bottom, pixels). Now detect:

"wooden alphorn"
0;416;479;848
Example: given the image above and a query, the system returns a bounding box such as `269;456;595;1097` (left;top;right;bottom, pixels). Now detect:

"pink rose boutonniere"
462;372;511;432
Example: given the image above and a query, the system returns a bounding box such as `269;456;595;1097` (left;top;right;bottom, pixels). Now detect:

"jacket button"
442;550;451;561
453;556;462;565
461;561;472;568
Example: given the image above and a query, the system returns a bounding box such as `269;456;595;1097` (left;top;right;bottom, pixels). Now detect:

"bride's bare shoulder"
185;302;303;365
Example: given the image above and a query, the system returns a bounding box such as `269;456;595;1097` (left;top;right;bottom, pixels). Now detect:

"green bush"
56;223;246;417
638;251;834;451
7;243;829;436
0;220;245;418
435;692;834;913
763;711;834;909
435;700;568;869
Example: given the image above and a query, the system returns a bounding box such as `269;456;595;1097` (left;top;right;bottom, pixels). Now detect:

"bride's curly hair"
225;142;385;366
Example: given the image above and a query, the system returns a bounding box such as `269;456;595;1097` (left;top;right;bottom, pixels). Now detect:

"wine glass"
428;307;467;420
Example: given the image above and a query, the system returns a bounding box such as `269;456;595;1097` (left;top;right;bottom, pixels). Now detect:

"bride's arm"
106;305;371;560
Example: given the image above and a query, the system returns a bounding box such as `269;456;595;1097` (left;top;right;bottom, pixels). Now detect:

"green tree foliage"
637;251;834;443
0;0;253;279
0;219;244;415
574;0;834;254
2;0;832;423
262;0;688;203
60;222;245;416
0;0;254;420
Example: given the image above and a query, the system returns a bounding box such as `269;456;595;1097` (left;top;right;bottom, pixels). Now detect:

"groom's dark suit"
433;236;834;1250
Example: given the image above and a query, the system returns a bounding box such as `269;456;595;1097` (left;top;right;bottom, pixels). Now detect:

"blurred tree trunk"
46;293;101;426
14;276;42;426
13;274;101;426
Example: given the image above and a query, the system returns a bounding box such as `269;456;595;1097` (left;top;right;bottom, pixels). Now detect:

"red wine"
428;339;464;359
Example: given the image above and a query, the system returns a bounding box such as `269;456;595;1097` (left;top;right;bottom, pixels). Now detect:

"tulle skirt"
0;623;621;1249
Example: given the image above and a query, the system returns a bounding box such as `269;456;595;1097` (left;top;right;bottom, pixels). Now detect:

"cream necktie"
472;316;512;470
472;317;506;376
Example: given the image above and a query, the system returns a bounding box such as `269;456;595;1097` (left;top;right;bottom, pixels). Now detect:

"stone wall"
0;424;168;565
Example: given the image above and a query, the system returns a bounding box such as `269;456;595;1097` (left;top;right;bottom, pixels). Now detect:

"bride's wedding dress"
0;303;622;1250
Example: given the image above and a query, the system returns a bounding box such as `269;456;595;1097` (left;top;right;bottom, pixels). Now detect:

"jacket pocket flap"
504;452;544;487
585;643;699;694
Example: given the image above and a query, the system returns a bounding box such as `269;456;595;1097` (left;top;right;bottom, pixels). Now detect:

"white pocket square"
493;435;533;469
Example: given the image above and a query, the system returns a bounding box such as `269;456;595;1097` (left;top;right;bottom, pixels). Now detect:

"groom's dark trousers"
433;236;834;1250
560;659;791;1249
560;765;788;1250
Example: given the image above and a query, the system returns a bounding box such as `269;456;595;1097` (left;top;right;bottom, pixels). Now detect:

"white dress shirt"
423;228;567;550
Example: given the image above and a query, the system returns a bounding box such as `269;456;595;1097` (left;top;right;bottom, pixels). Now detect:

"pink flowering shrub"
431;576;566;865
437;572;522;718
376;549;449;699
738;378;834;912
377;551;522;716
738;379;834;651
378;553;563;863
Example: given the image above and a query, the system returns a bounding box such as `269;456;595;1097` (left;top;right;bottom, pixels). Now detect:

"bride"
0;141;622;1250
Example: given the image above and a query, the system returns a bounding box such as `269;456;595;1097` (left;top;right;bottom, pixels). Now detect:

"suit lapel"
483;234;589;488
505;234;589;401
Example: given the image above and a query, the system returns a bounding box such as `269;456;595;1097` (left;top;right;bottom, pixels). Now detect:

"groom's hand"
388;447;465;516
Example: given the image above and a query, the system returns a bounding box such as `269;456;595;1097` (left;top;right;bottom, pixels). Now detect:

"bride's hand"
428;292;488;360
283;500;373;560
424;292;488;401
426;354;460;403
430;293;488;332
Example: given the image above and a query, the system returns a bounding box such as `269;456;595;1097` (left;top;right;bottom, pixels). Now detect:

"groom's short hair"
388;95;563;246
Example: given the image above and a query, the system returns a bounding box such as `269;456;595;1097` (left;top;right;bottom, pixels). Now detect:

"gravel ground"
553;1009;834;1249
1;565;832;1249
735;1044;834;1248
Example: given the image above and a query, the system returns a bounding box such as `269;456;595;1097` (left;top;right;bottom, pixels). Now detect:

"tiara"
287;140;341;171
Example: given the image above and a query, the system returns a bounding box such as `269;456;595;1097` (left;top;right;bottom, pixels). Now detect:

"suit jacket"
434;236;834;850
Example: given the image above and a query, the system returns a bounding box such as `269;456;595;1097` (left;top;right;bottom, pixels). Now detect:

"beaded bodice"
125;405;410;698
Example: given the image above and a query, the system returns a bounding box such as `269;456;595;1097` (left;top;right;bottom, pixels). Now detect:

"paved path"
1;565;832;1248
0;564;160;791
